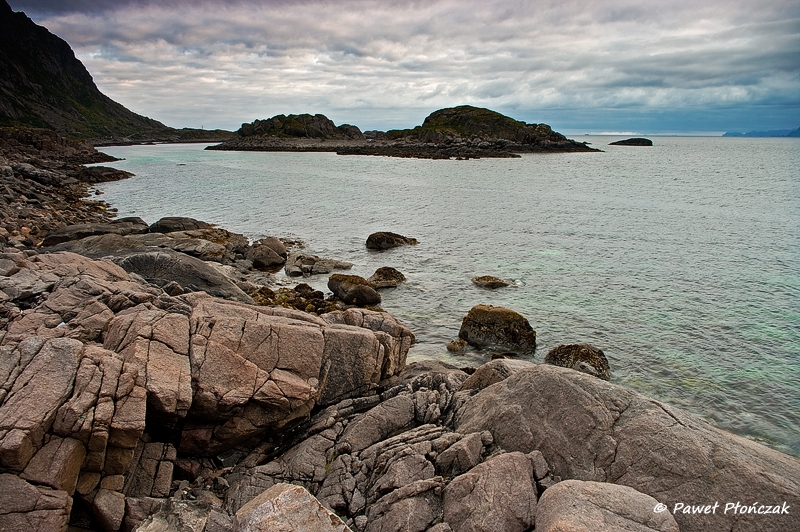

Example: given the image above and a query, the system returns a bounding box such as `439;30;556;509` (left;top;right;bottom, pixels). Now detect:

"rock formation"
0;250;415;531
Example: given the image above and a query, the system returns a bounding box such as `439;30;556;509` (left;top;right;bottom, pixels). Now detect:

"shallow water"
95;136;800;456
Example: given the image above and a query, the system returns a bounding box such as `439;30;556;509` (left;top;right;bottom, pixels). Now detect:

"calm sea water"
95;137;800;456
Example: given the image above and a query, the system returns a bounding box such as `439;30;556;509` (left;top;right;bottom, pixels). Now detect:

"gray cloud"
9;0;799;132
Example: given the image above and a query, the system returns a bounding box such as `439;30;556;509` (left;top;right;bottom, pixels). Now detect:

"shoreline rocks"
458;304;537;354
544;343;610;380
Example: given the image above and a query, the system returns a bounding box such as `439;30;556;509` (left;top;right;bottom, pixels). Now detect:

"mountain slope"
0;0;177;141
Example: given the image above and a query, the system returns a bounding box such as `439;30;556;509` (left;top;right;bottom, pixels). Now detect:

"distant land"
723;127;800;137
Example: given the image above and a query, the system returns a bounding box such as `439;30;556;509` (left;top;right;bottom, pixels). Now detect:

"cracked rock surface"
0;250;798;532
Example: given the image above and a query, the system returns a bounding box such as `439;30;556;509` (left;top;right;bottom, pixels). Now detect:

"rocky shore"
0;128;798;532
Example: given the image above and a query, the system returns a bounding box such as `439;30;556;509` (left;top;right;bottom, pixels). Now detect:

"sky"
9;0;800;134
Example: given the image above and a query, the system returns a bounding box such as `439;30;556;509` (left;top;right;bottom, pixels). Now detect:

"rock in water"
367;266;406;288
328;274;382;306
246;237;287;269
365;232;418;250
458;304;536;354
471;275;512;289
544;343;610;380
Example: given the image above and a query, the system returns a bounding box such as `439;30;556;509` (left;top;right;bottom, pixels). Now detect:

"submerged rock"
471;275;512;289
544;343;610;380
458;304;537;354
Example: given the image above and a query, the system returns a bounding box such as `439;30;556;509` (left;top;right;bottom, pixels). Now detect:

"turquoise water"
95;137;800;456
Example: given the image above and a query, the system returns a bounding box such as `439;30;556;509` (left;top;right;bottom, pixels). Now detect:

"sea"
93;136;800;457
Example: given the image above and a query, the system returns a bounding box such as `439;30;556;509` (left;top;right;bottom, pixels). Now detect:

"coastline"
0;130;798;532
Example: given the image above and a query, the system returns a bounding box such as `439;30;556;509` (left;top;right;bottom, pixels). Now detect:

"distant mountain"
723;128;799;138
0;1;231;143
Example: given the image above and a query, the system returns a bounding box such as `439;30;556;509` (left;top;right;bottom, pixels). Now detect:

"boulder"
454;364;800;532
471;275;512;289
442;451;537;532
113;250;254;303
367;266;406;288
544;343;610;380
328;274;382;306
536;479;679;532
235;483;352;532
247;237;287;270
457;304;536;354
365;231;418;250
446;339;467;353
148;216;211;233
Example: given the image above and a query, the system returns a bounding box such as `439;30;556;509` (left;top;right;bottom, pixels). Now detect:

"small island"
609;137;653;146
207;106;600;159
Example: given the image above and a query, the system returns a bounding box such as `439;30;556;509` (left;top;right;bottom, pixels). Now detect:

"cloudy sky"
10;0;800;134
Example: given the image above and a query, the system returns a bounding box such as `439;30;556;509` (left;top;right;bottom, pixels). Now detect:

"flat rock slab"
536;479;679;532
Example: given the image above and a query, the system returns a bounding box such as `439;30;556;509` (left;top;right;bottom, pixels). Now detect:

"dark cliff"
0;1;230;143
